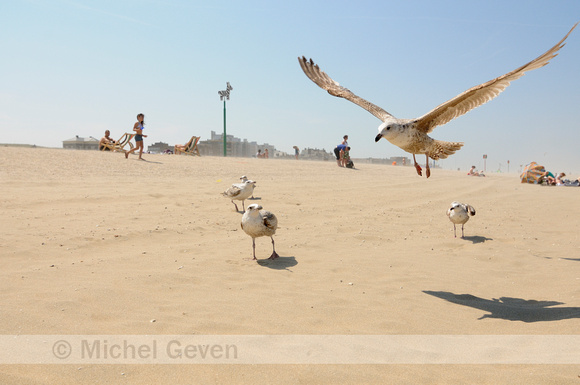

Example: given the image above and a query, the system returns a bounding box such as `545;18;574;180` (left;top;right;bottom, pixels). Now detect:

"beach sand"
1;147;579;384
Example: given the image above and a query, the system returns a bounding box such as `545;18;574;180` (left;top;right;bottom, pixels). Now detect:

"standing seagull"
240;175;256;199
223;180;256;212
447;202;476;238
241;204;279;260
298;23;577;178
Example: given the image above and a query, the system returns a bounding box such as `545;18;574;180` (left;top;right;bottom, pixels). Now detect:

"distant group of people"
256;149;269;158
467;165;485;177
100;117;300;161
544;171;580;186
334;135;353;168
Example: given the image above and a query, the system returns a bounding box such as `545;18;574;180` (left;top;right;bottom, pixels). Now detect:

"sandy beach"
1;146;579;384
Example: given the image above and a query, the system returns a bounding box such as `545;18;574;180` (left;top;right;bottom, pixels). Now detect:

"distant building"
353;156;404;165
62;136;99;150
388;156;409;166
147;141;170;153
352;156;436;167
299;148;332;161
197;131;275;157
273;149;290;158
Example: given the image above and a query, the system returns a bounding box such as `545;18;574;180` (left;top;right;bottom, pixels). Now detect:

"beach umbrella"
520;162;546;184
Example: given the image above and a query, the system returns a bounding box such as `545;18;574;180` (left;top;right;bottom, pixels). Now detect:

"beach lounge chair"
100;133;135;152
174;136;201;156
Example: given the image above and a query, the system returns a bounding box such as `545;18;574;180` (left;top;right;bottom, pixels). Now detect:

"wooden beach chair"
100;133;135;152
174;136;201;156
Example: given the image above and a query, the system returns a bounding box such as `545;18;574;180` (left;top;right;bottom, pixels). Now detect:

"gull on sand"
223;180;256;212
241;204;279;261
240;175;256;199
299;23;577;178
447;202;476;238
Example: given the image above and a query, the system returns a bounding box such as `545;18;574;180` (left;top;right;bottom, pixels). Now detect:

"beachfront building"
272;149;290;158
354;156;410;165
147;141;170;154
299;148;333;161
62;136;99;150
256;143;276;157
197;131;275;157
350;156;443;168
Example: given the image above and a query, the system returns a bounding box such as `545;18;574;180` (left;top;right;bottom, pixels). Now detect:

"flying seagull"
447;201;476;238
298;23;577;178
241;204;279;260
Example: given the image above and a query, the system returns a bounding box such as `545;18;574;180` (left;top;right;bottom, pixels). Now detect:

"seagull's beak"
375;133;382;142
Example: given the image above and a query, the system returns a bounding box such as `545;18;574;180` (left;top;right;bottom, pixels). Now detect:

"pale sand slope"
0;147;579;384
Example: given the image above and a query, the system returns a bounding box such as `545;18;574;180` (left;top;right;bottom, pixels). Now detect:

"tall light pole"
218;82;233;157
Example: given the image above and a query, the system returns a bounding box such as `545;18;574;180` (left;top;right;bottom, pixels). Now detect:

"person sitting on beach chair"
100;131;135;152
174;136;200;156
99;130;116;151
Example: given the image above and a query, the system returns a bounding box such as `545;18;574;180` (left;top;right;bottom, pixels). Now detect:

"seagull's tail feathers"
429;140;464;160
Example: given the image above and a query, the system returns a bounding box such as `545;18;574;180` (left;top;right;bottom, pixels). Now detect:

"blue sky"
1;0;579;174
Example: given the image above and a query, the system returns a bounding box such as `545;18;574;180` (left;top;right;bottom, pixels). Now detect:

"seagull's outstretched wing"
415;23;577;134
298;56;394;122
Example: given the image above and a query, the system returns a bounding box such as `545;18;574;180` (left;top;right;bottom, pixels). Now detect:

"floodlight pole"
218;82;233;157
223;99;226;157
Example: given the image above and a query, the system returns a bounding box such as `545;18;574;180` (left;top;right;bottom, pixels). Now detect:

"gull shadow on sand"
248;196;261;201
257;256;297;271
462;235;493;244
561;258;580;262
423;291;580;323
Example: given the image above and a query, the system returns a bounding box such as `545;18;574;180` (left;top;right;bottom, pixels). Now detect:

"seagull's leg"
461;224;465;238
425;153;431;178
252;238;257;260
268;237;279;260
412;154;422;176
242;200;245;212
453;224;457;238
231;200;239;212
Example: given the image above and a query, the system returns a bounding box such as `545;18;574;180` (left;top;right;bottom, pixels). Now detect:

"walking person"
125;113;148;160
